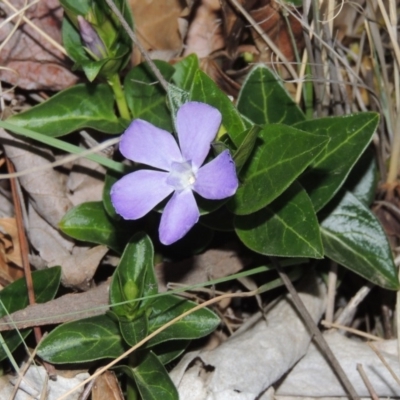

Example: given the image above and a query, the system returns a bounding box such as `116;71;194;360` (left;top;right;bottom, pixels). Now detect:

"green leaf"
37;314;127;363
7;84;123;137
147;295;220;347
121;352;179;400
235;182;323;258
344;150;378;205
110;233;154;319
103;170;121;218
190;70;246;146
237;64;305;125
0;267;61;361
119;314;148;347
296;113;379;211
320;190;398;290
59;201;132;253
150;340;190;365
229;124;329;215
233;125;261;172
172;54;200;91
200;206;234;232
124;61;175;131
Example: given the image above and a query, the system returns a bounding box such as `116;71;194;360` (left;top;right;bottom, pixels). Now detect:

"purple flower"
77;16;106;60
111;102;238;245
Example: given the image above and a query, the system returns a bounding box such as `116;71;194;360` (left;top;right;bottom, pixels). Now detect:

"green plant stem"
108;73;130;120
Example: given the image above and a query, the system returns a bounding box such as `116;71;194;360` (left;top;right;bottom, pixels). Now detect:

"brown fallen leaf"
155;246;250;292
92;371;124;400
0;281;109;331
0;218;24;286
183;0;225;58
0;0;78;91
250;0;304;68
129;0;188;63
0;128;73;229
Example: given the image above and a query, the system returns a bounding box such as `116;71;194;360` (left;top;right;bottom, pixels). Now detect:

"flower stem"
108;73;130;120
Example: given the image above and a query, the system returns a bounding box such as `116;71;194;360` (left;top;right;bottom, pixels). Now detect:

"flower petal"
159;189;199;245
111;170;173;219
193;150;238;199
120;119;182;171
177;102;222;169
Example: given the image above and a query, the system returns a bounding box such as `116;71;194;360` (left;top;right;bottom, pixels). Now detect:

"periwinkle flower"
111;102;238;245
77;16;106;60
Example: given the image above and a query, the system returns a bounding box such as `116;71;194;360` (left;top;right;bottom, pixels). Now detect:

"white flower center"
167;161;196;192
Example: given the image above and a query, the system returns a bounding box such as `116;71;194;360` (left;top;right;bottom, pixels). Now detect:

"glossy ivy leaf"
172;54;200;91
7;84;122;137
120;352;179;400
0;267;61;361
110;233;154;320
344;150;377;205
235;182;323;258
190;70;246;146
320;190;398;290
237;64;305;125
59;201;131;253
229;124;329;215
124;61;175;131
296;113;379;212
146;295;220;347
37;314;127;363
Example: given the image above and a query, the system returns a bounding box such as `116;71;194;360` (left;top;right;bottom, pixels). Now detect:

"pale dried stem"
356;364;379;400
368;342;400;386
321;320;384;341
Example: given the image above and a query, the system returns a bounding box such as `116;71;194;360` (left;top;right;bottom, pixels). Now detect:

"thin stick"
271;257;360;400
103;0;169;91
5;159;41;343
356;364;379;400
325;262;337;324
368;342;400;386
321;320;383;342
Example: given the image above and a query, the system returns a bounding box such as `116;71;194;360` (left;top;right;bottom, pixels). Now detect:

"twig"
103;0;169;91
325;261;337;324
356;364;379;400
321;320;383;341
368;342;400;386
270;257;361;400
5;159;40;342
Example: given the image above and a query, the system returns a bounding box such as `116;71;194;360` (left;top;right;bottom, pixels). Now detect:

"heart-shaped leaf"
235;182;323;258
229;124;329;215
320;190;398;290
296;113;379;211
237;64;305;125
7;84;123;137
